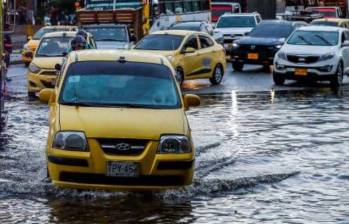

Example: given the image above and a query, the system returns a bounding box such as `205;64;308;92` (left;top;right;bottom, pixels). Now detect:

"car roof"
171;22;204;27
312;18;349;22
298;25;343;32
260;20;293;26
82;24;127;28
152;30;198;36
68;50;171;66
41;25;77;30
221;12;258;17
43;31;77;38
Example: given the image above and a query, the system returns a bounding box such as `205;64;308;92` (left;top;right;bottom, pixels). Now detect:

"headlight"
157;135;191;154
52;131;88;151
277;51;287;60
319;53;335;61
275;44;283;49
166;55;175;62
29;63;41;74
232;42;239;49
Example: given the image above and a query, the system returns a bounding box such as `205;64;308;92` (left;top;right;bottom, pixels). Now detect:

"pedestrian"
50;6;59;25
4;32;12;69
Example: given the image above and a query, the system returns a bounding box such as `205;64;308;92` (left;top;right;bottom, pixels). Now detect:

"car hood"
32;57;63;69
237;36;285;46
59;106;186;140
214;27;253;35
280;44;338;55
96;41;128;49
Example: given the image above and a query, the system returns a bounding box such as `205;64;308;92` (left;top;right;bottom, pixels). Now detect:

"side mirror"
39;88;55;104
182;47;196;54
183;94;200;110
130;35;136;42
55;63;62;71
342;40;349;47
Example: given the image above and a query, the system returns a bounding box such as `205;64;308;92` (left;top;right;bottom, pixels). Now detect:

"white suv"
214;13;262;51
273;26;349;88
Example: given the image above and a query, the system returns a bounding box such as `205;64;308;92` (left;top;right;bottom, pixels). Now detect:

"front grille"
41;80;55;88
98;139;149;155
40;71;56;76
239;44;271;53
287;55;319;64
59;172;185;186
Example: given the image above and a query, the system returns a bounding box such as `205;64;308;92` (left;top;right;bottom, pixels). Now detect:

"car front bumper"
27;71;57;93
47;139;195;191
231;48;278;65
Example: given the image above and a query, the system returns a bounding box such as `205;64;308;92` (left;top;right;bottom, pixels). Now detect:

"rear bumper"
47;140;195;190
22;51;33;63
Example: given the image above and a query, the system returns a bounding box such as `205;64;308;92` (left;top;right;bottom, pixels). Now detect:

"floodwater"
1;68;349;223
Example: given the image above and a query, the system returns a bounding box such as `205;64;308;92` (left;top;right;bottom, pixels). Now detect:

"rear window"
168;24;201;31
216;16;256;28
33;28;72;40
135;34;184;51
60;61;181;109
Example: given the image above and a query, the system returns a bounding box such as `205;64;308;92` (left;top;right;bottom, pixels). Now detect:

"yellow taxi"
39;50;200;191
132;30;226;85
27;31;95;98
22;26;77;67
311;18;349;28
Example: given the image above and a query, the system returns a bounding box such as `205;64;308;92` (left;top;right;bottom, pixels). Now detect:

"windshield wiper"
37;53;64;57
61;101;159;109
314;34;332;46
99;39;123;42
297;35;312;45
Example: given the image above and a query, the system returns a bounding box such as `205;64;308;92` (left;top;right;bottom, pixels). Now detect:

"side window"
199;35;214;49
344;31;349;42
183;35;198;50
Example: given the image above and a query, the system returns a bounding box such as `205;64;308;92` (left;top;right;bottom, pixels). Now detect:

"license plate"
248;53;259;60
295;68;307;76
106;161;139;177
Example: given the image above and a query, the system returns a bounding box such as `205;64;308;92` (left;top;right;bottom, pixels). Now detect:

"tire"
330;62;343;89
273;71;285;85
176;67;184;86
232;62;244;72
28;91;36;99
209;64;224;85
24;62;30;67
263;64;271;73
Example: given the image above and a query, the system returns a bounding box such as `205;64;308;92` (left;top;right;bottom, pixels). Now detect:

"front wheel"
232;62;244;72
209;64;224;85
273;72;285;85
28;92;36;99
330;62;343;89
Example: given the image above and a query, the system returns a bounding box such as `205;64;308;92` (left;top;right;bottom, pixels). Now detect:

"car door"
179;34;202;79
191;34;217;79
341;31;349;72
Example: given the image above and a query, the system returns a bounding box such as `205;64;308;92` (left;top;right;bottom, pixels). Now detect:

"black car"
230;20;306;72
168;21;223;44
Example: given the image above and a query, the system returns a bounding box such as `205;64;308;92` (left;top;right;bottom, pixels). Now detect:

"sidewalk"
10;50;23;65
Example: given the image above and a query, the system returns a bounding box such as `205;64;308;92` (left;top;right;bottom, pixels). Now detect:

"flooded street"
1;65;349;223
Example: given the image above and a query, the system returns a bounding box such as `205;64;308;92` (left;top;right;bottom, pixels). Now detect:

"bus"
148;0;211;33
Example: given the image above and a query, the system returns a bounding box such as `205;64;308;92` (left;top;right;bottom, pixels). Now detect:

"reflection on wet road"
1;65;349;223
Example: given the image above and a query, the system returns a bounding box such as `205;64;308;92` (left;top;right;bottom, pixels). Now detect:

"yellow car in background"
39;50;200;191
311;18;349;28
22;26;77;67
133;30;226;85
27;31;95;98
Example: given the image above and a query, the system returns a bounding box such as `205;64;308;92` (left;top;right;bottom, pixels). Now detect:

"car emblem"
298;58;306;62
251;45;256;50
115;143;131;151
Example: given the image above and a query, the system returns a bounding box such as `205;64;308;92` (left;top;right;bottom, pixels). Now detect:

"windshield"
36;37;73;57
83;27;128;42
306;8;337;17
287;30;338;46
33;28;72;40
311;21;339;27
59;61;181;109
216;16;256;28
135;34;183;51
250;23;293;38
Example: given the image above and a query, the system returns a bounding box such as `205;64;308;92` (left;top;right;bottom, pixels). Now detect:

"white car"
214;12;262;51
273;26;349;88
